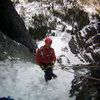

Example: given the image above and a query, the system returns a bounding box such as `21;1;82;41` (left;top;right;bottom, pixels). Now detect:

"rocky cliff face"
0;31;35;62
69;22;100;65
0;0;37;61
69;22;100;100
70;66;100;100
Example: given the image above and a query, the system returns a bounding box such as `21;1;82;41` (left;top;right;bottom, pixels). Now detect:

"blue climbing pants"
44;67;53;81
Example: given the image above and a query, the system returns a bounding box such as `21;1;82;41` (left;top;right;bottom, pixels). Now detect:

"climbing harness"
40;46;53;57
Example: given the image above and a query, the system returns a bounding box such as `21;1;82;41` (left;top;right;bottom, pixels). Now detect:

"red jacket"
36;46;56;66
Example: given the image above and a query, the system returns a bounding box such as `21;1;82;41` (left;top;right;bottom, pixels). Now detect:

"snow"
37;32;86;66
80;22;100;38
0;16;78;100
0;60;75;100
85;7;95;14
1;1;97;99
15;1;97;66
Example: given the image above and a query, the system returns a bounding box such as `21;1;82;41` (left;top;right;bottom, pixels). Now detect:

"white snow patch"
0;60;75;100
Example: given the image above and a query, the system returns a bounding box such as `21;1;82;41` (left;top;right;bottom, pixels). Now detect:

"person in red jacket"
36;37;57;82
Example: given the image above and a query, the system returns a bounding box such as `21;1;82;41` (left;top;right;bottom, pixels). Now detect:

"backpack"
40;46;53;57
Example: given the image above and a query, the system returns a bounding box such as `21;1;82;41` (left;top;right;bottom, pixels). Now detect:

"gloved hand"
40;66;45;71
49;61;55;66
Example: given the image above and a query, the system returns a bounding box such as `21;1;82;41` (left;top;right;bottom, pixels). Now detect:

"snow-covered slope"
15;1;90;66
0;59;75;100
69;22;100;65
37;33;87;66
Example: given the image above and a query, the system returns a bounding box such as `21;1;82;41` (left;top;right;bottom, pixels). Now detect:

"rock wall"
69;22;100;65
69;22;100;100
0;0;37;54
0;31;35;62
0;0;37;62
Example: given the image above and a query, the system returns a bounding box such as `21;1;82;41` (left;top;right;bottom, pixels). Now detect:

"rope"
86;76;100;81
64;65;100;69
72;66;100;69
61;67;100;82
44;65;100;81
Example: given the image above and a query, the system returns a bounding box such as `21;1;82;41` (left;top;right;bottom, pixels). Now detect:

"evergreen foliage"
30;14;49;40
55;0;64;5
29;14;57;40
65;7;90;31
53;6;90;32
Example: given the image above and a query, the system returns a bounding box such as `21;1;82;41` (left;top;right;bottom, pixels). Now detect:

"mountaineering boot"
44;73;52;82
45;78;48;82
52;73;57;78
44;74;48;82
45;77;52;82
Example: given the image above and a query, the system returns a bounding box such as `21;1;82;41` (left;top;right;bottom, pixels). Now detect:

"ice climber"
36;37;57;82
